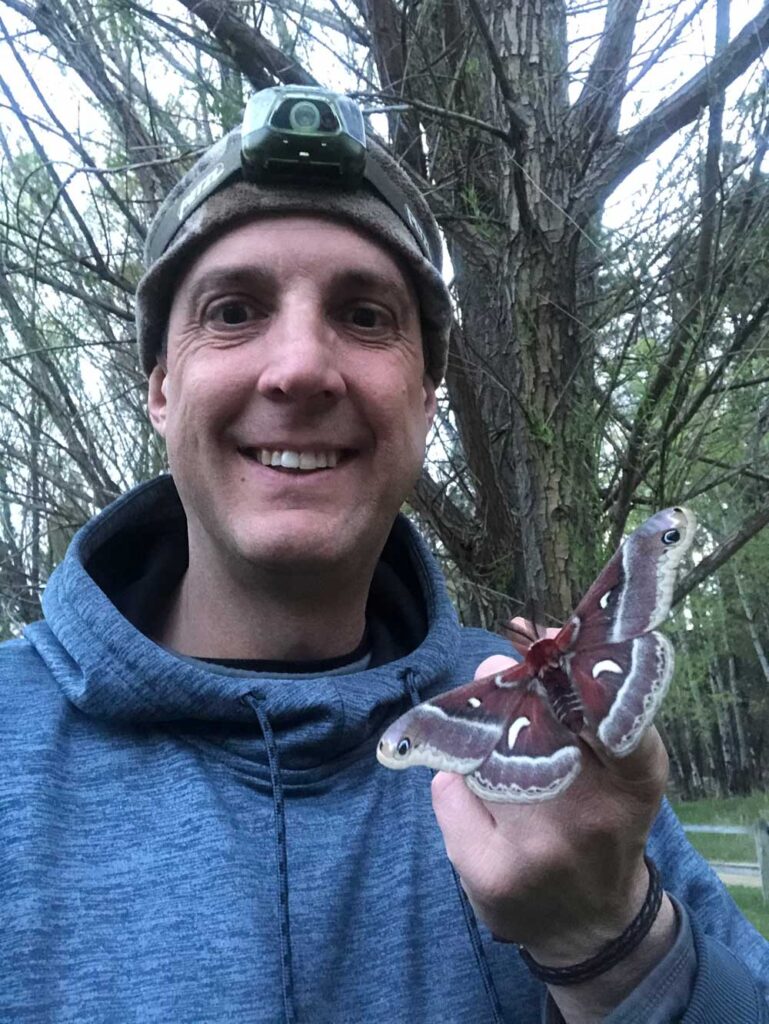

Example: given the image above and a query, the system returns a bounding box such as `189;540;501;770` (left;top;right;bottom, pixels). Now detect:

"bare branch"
675;502;769;605
577;2;769;220
572;0;642;144
463;0;527;142
175;0;316;88
410;469;478;570
273;0;370;46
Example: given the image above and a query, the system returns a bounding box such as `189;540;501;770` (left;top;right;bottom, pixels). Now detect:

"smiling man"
2;87;769;1024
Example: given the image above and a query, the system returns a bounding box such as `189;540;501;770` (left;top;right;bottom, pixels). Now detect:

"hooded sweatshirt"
2;475;768;1024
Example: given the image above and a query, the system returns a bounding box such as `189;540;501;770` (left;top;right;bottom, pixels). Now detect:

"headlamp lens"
288;100;322;133
269;97;339;134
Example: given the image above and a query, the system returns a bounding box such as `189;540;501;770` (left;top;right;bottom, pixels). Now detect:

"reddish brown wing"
377;661;582;802
557;507;695;755
563;507;696;650
565;632;673;755
463;688;582;802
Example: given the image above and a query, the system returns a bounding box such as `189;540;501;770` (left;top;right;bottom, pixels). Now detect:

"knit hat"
135;118;451;383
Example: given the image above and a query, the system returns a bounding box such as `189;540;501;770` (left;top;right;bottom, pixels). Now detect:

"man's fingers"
507;615;560;641
474;654;518;680
503;616;539;650
580;726;669;791
431;771;495;866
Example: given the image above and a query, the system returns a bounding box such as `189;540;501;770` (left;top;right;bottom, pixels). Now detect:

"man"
2;87;768;1023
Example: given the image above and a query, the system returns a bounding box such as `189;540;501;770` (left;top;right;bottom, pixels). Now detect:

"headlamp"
147;86;441;271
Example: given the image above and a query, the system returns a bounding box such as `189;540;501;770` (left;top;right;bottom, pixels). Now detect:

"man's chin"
229;524;366;579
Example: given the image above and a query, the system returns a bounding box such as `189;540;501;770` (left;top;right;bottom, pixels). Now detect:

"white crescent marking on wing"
599;591;611;610
468;697;482;708
506;716;531;750
592;659;623;677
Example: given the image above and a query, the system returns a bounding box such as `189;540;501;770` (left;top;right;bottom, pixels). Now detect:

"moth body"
522;637;585;734
540;666;585;734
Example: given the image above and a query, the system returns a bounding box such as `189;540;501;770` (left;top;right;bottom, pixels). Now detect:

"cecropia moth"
377;507;696;802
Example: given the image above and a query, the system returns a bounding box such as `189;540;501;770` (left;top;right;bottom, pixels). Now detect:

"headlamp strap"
362;156;439;267
146;132;440;272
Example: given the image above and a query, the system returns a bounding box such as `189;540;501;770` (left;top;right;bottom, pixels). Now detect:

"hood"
25;476;462;772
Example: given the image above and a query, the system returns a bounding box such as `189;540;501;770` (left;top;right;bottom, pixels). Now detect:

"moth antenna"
499;615;538;654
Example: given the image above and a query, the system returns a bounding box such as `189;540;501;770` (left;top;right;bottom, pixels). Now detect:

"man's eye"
344;305;390;330
208;301;260;326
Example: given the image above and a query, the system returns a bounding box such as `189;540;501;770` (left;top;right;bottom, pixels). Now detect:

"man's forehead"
177;215;418;299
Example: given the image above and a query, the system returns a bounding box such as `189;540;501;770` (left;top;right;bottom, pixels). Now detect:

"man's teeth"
253;449;340;470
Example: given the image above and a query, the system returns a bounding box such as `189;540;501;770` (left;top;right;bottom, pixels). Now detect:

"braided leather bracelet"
517;856;664;986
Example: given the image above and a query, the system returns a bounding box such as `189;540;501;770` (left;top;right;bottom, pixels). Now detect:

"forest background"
1;0;769;799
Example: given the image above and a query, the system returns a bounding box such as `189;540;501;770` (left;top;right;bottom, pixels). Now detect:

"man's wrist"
519;856;664;985
512;854;651;966
545;894;679;1024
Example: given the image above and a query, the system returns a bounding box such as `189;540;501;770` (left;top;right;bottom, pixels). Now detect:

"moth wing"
466;689;582;803
568;507;696;649
377;662;532;775
565;631;674;756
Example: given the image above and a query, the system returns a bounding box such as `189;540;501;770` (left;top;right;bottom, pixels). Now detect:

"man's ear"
423;374;438;430
147;363;169;437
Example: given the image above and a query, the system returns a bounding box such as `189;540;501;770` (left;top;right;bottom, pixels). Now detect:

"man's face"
148;215;437;584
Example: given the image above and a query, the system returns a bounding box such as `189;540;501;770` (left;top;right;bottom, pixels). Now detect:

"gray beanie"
135;126;451;383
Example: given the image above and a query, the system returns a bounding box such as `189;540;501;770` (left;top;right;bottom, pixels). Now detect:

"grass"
670;793;769;937
669;794;769;864
728;886;769;938
684;831;756;862
670;794;769;826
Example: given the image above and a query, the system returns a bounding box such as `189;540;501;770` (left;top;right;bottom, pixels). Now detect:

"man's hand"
431;638;677;1021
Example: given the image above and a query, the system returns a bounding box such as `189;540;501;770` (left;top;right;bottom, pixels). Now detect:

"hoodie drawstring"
401;667;506;1024
244;693;297;1024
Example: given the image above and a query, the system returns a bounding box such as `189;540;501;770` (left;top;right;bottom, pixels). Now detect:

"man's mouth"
238;447;350;472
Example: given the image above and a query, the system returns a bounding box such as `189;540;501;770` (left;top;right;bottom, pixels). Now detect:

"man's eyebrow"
181;263;416;308
183;266;276;304
330;268;415;305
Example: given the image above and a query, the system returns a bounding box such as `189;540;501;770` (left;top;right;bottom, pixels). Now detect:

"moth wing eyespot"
661;528;681;545
396;738;412;757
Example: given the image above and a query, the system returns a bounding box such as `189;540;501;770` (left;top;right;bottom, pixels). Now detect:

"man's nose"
256;304;346;403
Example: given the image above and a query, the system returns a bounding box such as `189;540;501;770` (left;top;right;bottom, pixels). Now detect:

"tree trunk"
726;653;753;792
678;630;719;796
659;719;690;799
681;716;705;799
708;658;737;794
733;567;769;685
429;0;601;621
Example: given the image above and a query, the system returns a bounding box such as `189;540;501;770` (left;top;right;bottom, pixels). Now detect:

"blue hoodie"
2;476;768;1023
